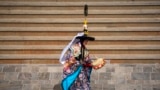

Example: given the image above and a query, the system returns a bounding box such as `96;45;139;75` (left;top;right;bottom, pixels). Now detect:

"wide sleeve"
63;48;75;64
63;44;80;69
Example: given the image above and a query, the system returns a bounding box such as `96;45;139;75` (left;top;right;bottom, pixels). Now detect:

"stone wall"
0;63;160;90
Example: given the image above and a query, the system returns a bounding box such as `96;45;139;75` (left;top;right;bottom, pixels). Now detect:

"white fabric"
59;32;84;64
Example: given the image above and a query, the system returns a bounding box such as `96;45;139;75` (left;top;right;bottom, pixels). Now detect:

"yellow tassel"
84;19;87;25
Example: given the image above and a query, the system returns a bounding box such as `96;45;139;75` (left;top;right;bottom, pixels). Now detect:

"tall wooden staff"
79;4;88;64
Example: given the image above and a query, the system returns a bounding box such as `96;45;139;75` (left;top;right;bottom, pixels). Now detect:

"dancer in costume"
60;21;94;90
59;5;105;90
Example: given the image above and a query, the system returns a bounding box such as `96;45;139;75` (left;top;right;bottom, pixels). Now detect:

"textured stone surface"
31;66;39;72
90;71;98;80
119;64;136;67
22;80;31;84
143;66;153;72
153;66;160;73
15;66;22;72
23;84;32;90
91;83;103;90
153;85;160;90
9;81;22;85
31;73;38;80
115;84;128;90
151;73;160;80
0;65;3;72
4;72;18;80
0;64;160;90
103;84;115;90
32;84;41;90
142;85;152;90
53;83;62;90
3;65;16;72
41;84;54;90
127;80;136;84
39;67;48;72
18;73;32;80
106;66;115;72
38;72;50;80
132;73;150;80
48;66;63;73
0;73;4;80
99;72;111;80
0;80;9;86
50;72;62;80
127;84;142;90
133;65;143;72
0;80;22;90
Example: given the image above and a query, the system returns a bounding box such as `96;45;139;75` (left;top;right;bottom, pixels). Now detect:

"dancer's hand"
92;58;106;70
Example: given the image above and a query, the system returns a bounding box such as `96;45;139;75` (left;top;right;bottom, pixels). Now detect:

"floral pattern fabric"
62;43;92;90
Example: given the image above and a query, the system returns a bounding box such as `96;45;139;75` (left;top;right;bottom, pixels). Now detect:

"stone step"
0;23;159;27
0;0;159;64
0;1;159;6
0;6;159;10
0;27;159;31
0;41;159;45
0;9;159;15
1;50;160;54
0;0;158;1
0;54;159;59
0;45;159;50
0;18;159;23
0;59;160;64
0;31;159;36
0;15;160;19
0;36;160;40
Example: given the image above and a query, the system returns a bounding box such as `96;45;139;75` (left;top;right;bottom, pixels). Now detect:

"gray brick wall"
0;63;160;90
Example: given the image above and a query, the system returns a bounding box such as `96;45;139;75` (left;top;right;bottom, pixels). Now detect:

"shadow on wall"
53;83;62;90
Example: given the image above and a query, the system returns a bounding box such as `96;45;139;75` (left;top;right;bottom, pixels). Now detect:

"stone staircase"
0;0;160;64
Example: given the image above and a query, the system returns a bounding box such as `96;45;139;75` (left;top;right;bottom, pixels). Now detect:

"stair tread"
0;18;159;23
0;1;159;6
0;36;160;40
0;9;159;14
0;45;160;50
0;27;159;31
0;54;159;59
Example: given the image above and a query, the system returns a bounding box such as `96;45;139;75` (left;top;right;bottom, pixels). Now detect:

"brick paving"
0;63;160;90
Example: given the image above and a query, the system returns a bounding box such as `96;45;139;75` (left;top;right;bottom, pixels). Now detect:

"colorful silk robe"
61;42;92;90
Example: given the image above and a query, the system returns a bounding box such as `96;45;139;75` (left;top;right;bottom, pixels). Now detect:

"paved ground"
0;63;160;90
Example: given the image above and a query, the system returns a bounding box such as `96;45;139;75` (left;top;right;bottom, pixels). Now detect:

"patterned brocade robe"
61;42;92;90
